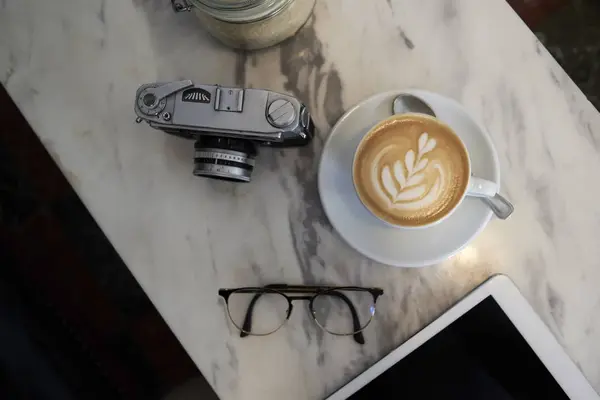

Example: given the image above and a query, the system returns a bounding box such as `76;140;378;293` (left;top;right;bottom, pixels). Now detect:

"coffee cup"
352;113;499;229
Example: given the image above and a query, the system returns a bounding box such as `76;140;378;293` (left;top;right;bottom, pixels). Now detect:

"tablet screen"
348;296;569;399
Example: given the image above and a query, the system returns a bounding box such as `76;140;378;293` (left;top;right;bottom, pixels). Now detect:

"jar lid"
190;0;293;23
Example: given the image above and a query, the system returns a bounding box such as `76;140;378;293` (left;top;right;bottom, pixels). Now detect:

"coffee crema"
353;114;469;227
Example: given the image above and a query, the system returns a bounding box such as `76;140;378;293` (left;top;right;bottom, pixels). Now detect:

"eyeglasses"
218;284;384;344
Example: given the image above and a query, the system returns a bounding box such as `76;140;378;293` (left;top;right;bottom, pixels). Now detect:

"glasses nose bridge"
287;295;313;302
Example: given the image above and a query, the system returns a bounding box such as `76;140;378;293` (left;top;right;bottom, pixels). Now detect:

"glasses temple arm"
239;292;264;338
322;291;365;345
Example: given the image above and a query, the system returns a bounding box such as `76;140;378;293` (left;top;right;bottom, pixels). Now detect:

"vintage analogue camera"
134;80;315;182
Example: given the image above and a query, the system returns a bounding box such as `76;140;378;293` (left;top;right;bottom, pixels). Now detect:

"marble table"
2;0;600;398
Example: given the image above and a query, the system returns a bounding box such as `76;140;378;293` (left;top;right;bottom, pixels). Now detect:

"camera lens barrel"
193;137;257;182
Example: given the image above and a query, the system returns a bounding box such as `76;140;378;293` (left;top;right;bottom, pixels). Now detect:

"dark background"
1;1;599;399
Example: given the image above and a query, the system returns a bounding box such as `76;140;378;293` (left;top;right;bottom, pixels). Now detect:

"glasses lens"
311;289;376;335
226;289;289;335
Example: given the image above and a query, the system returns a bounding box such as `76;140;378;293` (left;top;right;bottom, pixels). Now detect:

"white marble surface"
2;0;600;398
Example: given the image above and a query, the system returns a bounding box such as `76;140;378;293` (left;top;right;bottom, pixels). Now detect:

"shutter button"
267;99;296;128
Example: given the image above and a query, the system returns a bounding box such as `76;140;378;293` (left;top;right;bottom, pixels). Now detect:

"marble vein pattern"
2;0;600;398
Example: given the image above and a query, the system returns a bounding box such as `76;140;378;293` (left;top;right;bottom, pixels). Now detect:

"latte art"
353;114;470;227
374;132;444;210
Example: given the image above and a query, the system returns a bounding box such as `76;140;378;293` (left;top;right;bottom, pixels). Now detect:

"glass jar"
171;0;316;50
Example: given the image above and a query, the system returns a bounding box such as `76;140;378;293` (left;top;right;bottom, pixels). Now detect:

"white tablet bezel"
326;274;598;400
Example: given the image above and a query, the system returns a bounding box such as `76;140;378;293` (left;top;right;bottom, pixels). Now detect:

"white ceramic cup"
352;114;499;229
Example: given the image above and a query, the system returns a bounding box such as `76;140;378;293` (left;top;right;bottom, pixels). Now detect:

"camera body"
134;80;315;182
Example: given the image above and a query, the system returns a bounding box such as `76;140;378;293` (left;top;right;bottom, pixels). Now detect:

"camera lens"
193;137;257;182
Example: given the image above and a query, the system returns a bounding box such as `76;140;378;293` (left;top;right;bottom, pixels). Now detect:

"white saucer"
318;90;500;267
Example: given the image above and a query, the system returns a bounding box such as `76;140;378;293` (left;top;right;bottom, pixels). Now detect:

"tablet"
326;274;598;400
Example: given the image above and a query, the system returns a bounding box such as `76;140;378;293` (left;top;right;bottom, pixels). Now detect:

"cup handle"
466;176;498;198
466;177;515;219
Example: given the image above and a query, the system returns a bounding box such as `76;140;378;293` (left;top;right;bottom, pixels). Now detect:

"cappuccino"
353;114;469;227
